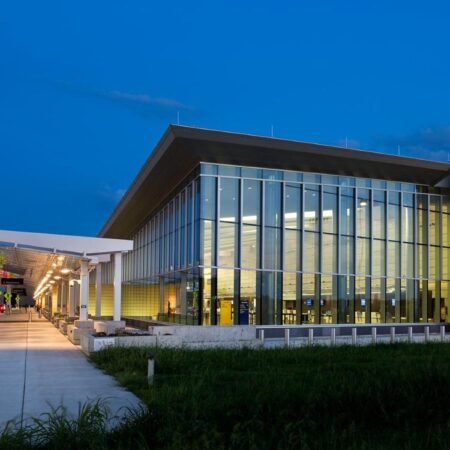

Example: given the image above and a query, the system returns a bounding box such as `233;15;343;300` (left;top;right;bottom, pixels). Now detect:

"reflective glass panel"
388;192;400;241
201;220;215;267
283;272;298;324
264;181;282;227
243;179;261;225
304;231;319;273
264;227;281;270
372;239;385;277
304;185;320;232
322;234;337;274
418;244;428;279
323;186;337;234
220;178;239;222
240;270;257;325
402;242;414;278
402;203;414;243
340;236;354;274
356;238;370;275
387;241;400;277
219;222;237;267
340;188;355;236
356;189;370;237
242;225;260;268
285;229;300;271
417;194;428;244
285;183;301;229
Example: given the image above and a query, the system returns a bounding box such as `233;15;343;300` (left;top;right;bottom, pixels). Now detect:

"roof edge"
98;125;177;237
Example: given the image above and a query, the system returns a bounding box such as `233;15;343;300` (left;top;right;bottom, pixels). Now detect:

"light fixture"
60;268;71;274
360;201;367;207
49;280;55;284
54;276;61;280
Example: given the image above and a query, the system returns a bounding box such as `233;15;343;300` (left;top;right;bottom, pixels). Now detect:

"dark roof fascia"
99;125;450;239
98;126;177;238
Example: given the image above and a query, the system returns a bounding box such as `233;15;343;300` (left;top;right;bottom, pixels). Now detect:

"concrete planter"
148;325;261;349
81;333;156;354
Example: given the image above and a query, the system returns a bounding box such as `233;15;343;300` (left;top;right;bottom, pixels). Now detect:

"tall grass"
3;344;450;449
0;399;151;450
90;343;450;449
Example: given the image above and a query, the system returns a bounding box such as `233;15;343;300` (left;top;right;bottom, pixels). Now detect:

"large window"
130;163;450;326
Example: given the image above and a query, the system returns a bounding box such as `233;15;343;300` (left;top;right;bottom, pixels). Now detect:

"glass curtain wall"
117;162;450;326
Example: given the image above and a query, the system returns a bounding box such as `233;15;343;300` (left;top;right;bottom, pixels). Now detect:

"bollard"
372;327;377;344
408;326;413;343
352;327;357;345
284;329;290;347
424;326;430;343
441;325;446;342
147;353;155;385
308;328;314;345
260;329;265;343
390;327;395;343
331;328;336;346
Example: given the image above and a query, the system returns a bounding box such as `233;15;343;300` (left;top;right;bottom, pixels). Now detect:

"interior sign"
1;278;24;285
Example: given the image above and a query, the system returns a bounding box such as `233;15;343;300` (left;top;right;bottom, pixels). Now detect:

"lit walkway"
0;312;142;429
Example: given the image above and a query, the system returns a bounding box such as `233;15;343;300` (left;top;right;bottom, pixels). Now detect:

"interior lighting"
49;280;55;284
60;268;71;274
54;276;61;280
360;201;367;207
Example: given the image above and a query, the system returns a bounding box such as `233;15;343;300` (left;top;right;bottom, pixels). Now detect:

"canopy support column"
95;264;102;318
113;253;122;322
79;260;89;321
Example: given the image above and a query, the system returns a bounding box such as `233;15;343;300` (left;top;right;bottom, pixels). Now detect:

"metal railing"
256;323;450;346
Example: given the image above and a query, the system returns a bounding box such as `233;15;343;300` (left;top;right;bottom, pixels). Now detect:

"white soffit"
0;230;133;256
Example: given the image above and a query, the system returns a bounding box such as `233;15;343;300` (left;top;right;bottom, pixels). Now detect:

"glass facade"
113;161;450;326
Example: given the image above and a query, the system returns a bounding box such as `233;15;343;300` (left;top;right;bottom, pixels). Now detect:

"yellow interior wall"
122;284;160;317
88;284;114;317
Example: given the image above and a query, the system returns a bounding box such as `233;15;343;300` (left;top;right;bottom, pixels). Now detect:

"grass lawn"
87;343;450;450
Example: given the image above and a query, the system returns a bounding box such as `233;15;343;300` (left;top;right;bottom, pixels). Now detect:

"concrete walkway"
0;312;143;429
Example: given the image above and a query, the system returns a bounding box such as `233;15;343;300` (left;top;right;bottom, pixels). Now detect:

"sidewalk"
0;314;142;429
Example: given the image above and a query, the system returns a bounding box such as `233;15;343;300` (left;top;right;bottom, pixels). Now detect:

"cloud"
49;79;194;120
95;89;193;112
94;184;126;209
372;126;450;162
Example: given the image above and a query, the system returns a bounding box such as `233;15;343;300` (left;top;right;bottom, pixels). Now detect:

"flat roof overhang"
0;230;133;296
99;125;450;239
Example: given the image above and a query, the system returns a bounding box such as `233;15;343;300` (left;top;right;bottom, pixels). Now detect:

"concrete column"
79;260;89;321
56;283;61;312
95;263;102;318
113;253;122;322
61;281;68;314
68;279;75;317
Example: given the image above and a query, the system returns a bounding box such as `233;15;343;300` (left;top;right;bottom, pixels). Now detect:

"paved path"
0;312;142;429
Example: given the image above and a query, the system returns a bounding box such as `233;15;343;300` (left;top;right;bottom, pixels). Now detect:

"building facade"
98;126;450;326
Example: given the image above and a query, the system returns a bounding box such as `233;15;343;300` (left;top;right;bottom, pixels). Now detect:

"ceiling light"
60;268;71;274
54;276;61;280
49;280;55;284
360;201;367;207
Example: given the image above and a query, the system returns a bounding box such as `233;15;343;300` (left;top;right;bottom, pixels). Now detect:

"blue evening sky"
1;1;450;236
